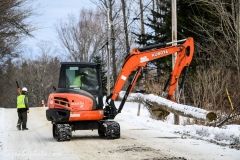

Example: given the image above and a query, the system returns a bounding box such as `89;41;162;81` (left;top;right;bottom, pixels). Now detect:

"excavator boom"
106;37;194;118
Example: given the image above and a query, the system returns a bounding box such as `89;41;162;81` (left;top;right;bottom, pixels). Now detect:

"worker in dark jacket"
16;87;29;130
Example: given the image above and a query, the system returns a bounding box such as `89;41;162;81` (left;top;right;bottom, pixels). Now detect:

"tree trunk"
108;0;117;84
121;0;130;55
139;0;145;36
238;0;240;85
119;92;217;122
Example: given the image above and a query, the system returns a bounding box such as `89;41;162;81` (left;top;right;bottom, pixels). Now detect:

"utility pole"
172;0;179;125
107;3;111;95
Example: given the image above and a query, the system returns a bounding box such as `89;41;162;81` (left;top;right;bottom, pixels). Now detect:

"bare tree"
190;1;238;74
139;0;145;36
18;44;60;107
183;0;240;118
120;0;130;55
92;0;122;84
186;66;230;110
56;9;106;62
0;0;37;64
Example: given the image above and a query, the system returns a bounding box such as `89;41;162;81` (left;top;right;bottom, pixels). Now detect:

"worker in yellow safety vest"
16;87;29;130
72;68;93;88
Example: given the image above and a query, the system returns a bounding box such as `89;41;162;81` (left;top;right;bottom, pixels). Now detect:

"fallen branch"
216;108;240;127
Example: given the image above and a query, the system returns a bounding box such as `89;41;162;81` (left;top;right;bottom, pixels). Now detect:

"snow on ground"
114;93;240;147
0;95;240;160
1;99;239;147
117;102;240;146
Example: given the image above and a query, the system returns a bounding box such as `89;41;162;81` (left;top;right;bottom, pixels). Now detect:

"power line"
127;0;152;27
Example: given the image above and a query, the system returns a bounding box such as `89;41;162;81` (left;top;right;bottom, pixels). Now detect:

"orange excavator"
46;37;194;141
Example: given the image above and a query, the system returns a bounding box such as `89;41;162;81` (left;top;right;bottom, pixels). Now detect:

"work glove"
27;110;30;113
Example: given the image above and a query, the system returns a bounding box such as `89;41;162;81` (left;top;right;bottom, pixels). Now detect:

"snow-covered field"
0;101;239;160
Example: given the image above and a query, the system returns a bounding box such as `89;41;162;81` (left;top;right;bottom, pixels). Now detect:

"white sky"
23;0;96;55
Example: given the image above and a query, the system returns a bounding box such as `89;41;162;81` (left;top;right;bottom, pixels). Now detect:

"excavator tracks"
53;124;72;141
52;121;120;141
98;121;120;139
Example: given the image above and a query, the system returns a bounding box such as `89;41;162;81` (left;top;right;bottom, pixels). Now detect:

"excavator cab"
57;62;104;110
46;62;120;141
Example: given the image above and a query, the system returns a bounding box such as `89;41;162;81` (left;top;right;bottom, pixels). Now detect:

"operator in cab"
72;68;95;89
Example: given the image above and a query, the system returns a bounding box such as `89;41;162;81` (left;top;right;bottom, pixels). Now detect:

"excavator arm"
105;37;194;119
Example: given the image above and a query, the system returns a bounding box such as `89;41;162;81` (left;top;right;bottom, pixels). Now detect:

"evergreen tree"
0;59;18;107
133;0;201;76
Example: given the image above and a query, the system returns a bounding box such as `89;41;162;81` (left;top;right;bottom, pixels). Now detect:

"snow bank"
114;100;240;146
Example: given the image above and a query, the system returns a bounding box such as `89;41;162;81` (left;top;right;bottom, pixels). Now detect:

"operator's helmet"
82;68;91;75
22;87;28;92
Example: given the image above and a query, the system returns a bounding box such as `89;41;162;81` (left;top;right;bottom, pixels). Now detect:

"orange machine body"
47;93;104;121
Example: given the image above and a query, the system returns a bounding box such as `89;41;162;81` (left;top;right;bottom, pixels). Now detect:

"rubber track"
104;121;120;139
55;124;72;141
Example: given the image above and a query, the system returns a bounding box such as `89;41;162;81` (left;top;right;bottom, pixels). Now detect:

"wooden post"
137;102;141;116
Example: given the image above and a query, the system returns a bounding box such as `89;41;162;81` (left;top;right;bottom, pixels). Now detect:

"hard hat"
22;87;28;92
83;68;90;75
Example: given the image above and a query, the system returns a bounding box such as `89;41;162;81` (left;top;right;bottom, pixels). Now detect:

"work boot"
16;125;21;130
22;128;28;130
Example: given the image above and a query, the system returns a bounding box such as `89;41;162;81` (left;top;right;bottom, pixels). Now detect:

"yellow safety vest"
17;95;26;109
72;75;83;87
